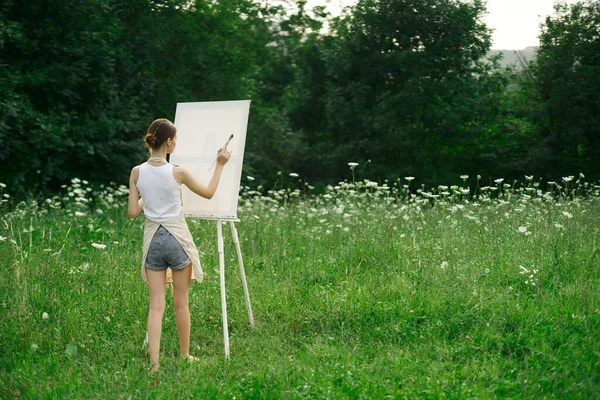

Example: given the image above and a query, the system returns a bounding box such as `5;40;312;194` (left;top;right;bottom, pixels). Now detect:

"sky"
302;0;581;50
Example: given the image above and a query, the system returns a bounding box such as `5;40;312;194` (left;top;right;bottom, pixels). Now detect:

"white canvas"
170;100;250;220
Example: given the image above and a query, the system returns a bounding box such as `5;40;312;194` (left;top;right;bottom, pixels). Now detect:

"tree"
286;0;507;184
0;0;283;197
534;0;600;178
0;0;150;194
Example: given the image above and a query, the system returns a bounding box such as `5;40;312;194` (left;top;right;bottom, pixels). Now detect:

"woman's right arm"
179;149;231;199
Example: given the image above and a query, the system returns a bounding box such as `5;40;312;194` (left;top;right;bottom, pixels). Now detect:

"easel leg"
230;221;254;327
217;220;230;359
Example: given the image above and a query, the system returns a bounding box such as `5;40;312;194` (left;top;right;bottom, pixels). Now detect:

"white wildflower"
348;162;359;168
74;211;85;217
289;173;299;178
441;261;448;270
0;183;5;188
42;312;49;320
0;236;6;241
562;176;574;183
91;243;107;250
460;175;469;180
494;178;504;184
562;211;573;219
105;316;111;323
519;265;530;274
518;226;528;233
525;175;533;181
247;176;255;181
579;173;585;179
404;177;415;182
31;343;39;351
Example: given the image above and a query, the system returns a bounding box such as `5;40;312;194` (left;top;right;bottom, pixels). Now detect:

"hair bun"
144;133;158;148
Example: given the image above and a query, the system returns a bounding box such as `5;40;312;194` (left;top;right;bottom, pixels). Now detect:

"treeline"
1;0;598;197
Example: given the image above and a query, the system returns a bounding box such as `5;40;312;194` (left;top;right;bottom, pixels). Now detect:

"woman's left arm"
127;167;144;218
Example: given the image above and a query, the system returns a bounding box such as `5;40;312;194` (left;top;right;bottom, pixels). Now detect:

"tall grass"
0;175;599;398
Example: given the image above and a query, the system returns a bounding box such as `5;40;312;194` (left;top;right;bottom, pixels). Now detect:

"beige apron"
141;213;203;284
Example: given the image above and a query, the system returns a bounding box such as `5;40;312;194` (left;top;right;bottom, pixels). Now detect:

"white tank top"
136;162;182;222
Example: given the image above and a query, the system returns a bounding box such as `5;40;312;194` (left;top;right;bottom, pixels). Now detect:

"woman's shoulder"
130;164;143;177
172;165;190;174
172;165;188;178
173;165;195;186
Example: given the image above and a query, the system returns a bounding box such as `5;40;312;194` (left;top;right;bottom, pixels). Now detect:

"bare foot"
185;355;199;363
149;363;160;374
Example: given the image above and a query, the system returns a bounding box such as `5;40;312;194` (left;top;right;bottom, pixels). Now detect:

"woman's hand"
216;147;231;166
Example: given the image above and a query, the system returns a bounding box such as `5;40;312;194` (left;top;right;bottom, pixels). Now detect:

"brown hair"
144;118;177;149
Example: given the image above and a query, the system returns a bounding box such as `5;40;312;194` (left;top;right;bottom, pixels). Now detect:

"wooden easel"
215;219;254;358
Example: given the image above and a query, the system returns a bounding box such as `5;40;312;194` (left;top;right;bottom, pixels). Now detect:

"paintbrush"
208;134;234;171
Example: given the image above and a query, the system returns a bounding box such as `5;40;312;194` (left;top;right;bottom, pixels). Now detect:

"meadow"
0;173;599;398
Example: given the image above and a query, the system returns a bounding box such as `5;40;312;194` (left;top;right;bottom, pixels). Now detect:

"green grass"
0;177;599;398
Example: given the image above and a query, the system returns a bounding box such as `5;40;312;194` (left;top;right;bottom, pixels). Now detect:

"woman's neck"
150;149;168;160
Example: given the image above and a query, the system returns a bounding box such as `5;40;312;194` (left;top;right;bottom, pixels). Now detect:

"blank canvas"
170;100;250;220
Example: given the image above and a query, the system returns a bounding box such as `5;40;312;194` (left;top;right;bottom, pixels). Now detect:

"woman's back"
137;162;182;222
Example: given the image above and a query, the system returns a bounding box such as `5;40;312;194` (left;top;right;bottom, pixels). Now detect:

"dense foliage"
534;1;600;176
1;0;598;197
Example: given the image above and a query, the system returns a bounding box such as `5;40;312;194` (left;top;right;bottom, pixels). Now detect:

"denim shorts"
145;226;191;271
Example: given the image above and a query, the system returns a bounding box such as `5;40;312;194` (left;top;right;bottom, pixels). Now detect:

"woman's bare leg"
146;269;167;373
172;264;192;358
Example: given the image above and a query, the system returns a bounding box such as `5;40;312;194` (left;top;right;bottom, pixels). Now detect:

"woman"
127;118;230;373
